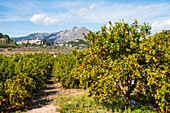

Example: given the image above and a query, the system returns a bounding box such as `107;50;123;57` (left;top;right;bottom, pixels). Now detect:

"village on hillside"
0;32;88;56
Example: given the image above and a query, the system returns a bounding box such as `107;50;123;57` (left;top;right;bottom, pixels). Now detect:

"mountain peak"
12;27;90;42
71;26;79;32
72;26;78;29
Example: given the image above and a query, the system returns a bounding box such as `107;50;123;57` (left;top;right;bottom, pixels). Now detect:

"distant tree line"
42;39;54;46
67;39;87;45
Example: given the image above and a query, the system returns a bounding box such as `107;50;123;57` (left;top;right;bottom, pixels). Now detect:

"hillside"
12;26;90;43
0;33;17;48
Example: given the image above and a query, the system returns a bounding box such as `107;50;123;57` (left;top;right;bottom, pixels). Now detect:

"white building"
17;38;41;45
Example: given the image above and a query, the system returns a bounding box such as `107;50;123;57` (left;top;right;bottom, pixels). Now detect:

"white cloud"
71;3;97;16
136;5;152;13
0;17;28;22
30;14;59;25
89;3;97;10
152;19;170;31
59;22;64;25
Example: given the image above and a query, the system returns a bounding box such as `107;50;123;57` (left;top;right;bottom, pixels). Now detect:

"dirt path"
23;76;86;113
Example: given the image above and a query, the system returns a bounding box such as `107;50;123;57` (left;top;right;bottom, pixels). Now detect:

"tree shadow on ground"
26;90;58;110
5;76;59;113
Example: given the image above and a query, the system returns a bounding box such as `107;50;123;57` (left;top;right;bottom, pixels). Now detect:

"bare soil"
23;76;86;113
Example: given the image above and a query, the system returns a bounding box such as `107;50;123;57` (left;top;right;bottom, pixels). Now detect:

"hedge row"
0;53;54;111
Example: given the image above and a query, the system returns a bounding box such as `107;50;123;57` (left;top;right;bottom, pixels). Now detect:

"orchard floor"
23;76;87;113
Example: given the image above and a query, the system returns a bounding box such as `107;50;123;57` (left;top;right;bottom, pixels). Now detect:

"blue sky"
0;0;169;37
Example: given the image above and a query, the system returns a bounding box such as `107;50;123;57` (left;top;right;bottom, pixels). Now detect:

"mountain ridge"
12;26;90;43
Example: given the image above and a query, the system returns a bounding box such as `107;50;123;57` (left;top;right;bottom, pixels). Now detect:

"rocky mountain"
12;26;90;43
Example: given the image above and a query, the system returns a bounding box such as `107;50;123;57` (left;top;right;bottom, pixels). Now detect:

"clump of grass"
52;92;160;113
41;98;53;102
53;92;108;113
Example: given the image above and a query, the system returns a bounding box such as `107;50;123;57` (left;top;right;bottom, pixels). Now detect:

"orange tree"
138;30;170;112
0;53;54;111
73;20;169;112
53;53;79;88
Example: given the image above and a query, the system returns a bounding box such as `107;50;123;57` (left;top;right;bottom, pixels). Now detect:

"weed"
53;91;159;113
